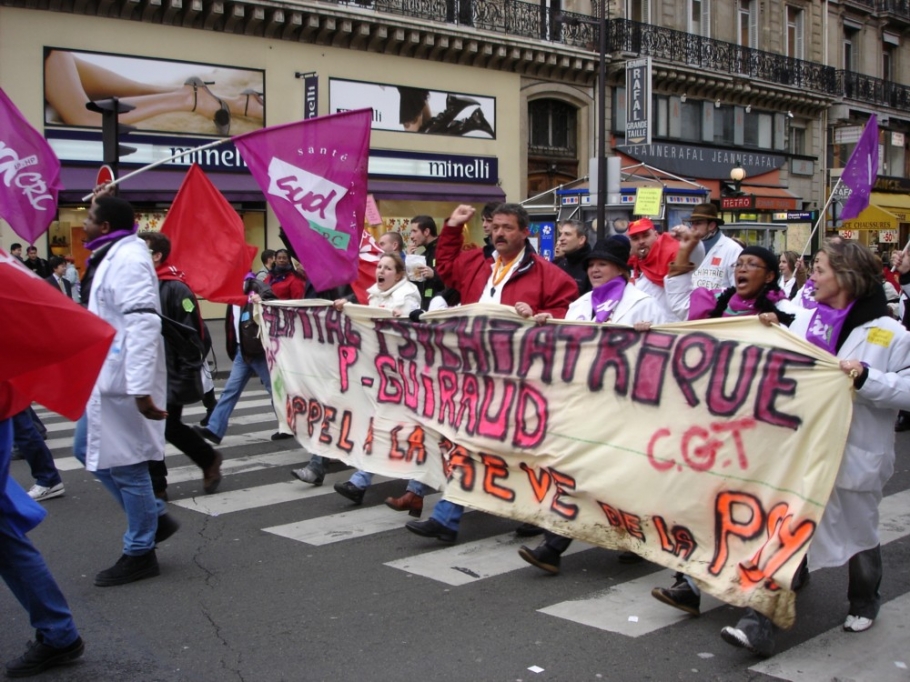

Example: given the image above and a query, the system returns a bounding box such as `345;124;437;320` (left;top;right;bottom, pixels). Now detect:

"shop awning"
741;185;801;210
870;192;910;221
841;204;901;231
369;180;506;203
58;166;264;204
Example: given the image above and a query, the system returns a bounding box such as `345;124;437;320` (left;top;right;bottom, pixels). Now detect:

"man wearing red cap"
627;217;703;321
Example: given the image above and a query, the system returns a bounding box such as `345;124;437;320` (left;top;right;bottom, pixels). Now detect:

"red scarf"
629;232;678;287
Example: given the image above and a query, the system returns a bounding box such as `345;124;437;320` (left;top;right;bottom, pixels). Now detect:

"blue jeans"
73;415;164;555
12;409;61;488
348;470;428;497
207;352;272;440
0;512;80;649
430;499;464;531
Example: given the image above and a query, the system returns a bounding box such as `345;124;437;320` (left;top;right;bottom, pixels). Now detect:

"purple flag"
0;88;63;244
839;115;879;222
233;110;371;292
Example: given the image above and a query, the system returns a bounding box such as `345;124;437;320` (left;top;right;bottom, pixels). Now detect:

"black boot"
94;550;160;587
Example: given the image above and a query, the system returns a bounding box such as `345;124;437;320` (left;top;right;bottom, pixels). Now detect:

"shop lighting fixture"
787;110;794;119
715;100;721;108
745;104;752;113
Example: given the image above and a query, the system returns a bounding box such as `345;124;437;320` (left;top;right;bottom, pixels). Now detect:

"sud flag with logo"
0;87;63;244
233;110;372;292
839;114;879;222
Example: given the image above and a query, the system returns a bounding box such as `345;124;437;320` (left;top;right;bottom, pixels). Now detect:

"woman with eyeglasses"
718;239;910;656
651;239;802;621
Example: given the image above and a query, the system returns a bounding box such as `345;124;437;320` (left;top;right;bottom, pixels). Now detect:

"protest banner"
257;301;853;628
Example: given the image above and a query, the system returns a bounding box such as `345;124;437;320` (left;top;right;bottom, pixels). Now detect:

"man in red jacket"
405;202;577;543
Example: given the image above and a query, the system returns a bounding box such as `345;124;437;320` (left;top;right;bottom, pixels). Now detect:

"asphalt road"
4;390;909;682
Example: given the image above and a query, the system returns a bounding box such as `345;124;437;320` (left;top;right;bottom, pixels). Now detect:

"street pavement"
4;388;909;682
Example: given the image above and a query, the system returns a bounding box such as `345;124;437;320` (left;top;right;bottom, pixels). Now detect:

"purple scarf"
799;279;818;310
590;276;626;323
84;224;139;252
805;301;856;354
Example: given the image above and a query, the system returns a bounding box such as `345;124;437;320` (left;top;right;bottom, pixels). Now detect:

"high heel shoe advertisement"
44;48;265;137
329;78;496;139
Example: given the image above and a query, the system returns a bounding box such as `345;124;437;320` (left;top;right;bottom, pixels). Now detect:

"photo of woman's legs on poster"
44;49;264;137
397;86;494;137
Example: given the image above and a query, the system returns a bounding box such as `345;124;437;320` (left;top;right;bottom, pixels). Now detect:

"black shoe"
271;432;294;441
5;636;84;678
192;425;222;446
94;550;160;587
333;481;365;504
405;518;457;543
618;550;644;564
518;543;561;575
200;409;214;428
651;576;701;616
292;466;325;486
514;522;544;537
896;411;910;432
155;514;180;545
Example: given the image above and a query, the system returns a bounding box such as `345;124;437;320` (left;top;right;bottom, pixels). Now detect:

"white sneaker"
27;482;65;501
843;615;874;632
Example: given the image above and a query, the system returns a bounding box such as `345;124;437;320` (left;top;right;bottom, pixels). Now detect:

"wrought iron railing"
838;70;910;109
331;1;910;107
878;0;910;17
610;20;838;94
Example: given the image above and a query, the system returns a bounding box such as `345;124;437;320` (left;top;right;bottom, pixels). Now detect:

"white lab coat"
367;278;421;315
790;311;910;569
691;234;742;292
85;236;167;471
566;281;671;325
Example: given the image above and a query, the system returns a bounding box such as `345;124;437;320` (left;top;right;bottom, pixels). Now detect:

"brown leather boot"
203;452;223;495
384;491;423;517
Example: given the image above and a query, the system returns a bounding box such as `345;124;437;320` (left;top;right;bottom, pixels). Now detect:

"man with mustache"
403;202;577;543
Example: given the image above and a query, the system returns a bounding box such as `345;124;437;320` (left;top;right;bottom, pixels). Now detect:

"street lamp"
557;2;607;239
730;163;747;195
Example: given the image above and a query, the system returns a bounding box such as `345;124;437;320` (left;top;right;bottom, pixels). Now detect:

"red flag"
352;230;382;304
0;249;114;420
161;164;258;305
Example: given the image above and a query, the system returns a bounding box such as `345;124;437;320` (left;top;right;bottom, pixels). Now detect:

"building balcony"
838;70;910;110
878;0;910;27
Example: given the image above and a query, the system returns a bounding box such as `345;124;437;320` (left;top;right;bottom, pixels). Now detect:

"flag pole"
79;138;231;201
801;176;843;258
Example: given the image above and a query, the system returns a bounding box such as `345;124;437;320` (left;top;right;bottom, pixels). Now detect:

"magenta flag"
0;88;62;243
840;115;879;222
233;110;371;291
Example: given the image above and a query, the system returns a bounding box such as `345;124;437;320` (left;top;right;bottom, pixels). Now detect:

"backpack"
127;307;206;403
238;302;265;357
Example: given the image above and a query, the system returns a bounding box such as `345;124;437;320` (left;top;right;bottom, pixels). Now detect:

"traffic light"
85;97;137;172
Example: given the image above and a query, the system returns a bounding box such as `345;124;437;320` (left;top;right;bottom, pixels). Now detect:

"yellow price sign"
634;187;663;217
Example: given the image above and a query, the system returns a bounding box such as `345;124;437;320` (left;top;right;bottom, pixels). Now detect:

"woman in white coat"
720;239;910;656
331;253;424;509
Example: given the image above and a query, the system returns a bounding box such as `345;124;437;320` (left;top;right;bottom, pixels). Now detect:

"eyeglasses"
733;261;767;271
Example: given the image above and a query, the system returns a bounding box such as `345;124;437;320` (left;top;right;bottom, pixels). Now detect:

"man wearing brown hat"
685;203;742;294
627;217;704;321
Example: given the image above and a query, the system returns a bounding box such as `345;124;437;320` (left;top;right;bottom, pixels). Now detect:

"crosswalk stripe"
169;472;389;515
538;488;910;636
39;397;274;434
383;532;590;586
749;591;910;680
164;451;307;485
538;569;723;637
52;425;298;472
264;493;445;546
